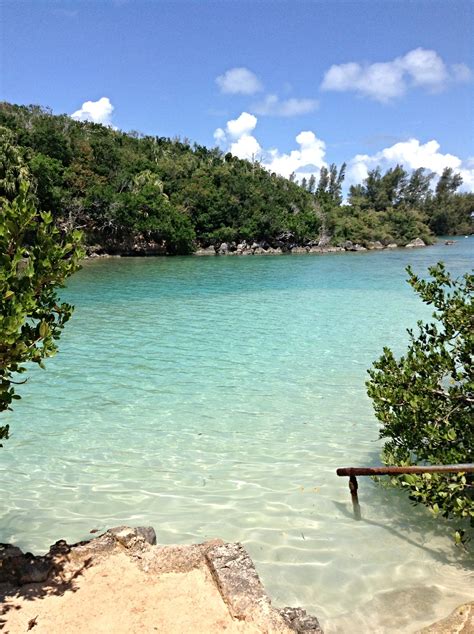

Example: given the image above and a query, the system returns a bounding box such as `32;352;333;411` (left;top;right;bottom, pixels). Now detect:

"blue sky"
2;0;474;188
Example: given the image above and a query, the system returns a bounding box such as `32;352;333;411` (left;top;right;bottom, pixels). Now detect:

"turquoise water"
2;237;473;632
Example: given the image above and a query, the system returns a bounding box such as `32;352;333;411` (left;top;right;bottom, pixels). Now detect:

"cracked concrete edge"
417;601;474;634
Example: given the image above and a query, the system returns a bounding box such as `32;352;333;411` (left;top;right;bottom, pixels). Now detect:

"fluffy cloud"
214;112;326;177
71;97;114;125
321;48;471;102
214;112;261;160
265;131;326;178
348;138;474;190
216;67;263;95
226;112;257;138
253;94;318;117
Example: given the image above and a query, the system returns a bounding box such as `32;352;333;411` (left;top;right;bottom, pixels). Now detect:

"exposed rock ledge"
417;601;474;633
85;235;431;258
0;526;322;633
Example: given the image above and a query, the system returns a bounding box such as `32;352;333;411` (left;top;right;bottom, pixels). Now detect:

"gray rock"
367;241;384;250
291;246;309;254
405;237;426;248
280;606;324;633
108;525;156;548
268;247;283;255
194;245;216;256
206;542;267;618
218;242;229;254
0;544;23;560
386;243;398;249
0;543;52;584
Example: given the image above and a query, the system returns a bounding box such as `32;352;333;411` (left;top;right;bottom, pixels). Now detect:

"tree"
0;132;83;445
367;264;473;541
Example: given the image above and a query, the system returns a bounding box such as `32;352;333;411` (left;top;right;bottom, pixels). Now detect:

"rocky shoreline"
1;526;323;633
1;527;471;633
85;235;429;259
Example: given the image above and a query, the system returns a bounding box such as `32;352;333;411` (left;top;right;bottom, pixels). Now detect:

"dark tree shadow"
0;539;94;631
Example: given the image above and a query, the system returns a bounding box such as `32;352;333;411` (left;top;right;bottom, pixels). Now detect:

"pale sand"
1;552;261;633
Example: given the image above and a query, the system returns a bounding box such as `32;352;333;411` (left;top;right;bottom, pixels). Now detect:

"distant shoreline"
84;236;445;259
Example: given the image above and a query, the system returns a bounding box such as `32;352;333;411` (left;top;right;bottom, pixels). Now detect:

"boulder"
405;237;426;248
218;242;229;255
291;246;309;254
367;241;384;250
386;243;398;249
194;245;216;256
0;544;52;584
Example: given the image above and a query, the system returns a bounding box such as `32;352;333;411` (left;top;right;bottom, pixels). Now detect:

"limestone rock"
108;525;157;548
280;606;324;633
194;245;216;256
1;528;323;633
405;237;426;248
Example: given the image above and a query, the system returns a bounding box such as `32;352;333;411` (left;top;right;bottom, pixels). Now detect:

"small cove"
2;237;473;632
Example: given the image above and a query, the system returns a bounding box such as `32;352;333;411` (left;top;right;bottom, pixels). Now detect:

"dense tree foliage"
0;131;83;445
367;264;473;541
0;102;472;254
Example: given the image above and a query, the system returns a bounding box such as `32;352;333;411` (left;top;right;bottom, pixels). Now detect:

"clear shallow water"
2;237;473;632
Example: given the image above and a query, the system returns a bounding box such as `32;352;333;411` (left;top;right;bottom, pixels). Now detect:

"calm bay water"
2;237;473;632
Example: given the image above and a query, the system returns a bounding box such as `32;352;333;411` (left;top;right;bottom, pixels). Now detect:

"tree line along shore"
1;102;473;257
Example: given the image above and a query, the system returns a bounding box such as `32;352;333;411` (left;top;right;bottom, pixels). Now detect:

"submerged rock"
418;601;473;633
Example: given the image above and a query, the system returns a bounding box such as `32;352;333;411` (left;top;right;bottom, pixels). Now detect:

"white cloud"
253;94;319;117
214;111;326;177
265;131;326;178
348;138;474;190
451;63;472;83
214;114;474;192
71;97;114;125
321;48;471;102
214;112;261;160
226;112;257;138
230;135;262;161
213;127;226;144
400;48;447;87
216;67;263;95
